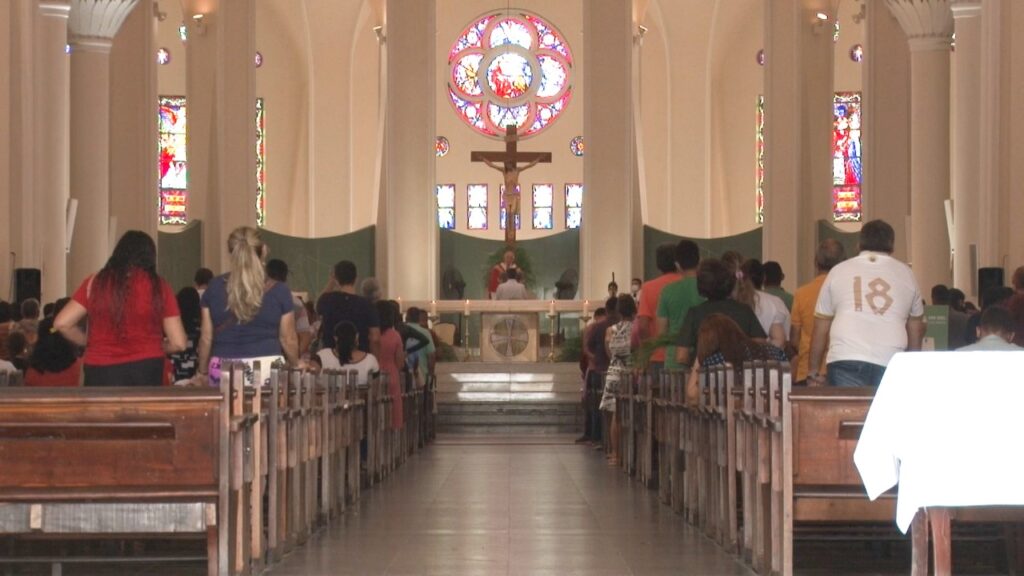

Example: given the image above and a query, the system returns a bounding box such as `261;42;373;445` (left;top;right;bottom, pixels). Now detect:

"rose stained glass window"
435;136;450;158
832;92;863;222
448;11;573;139
565;184;583;229
532;184;553;229
255;97;266;227
756;95;765;224
570;136;584;157
158;96;188;225
436;184;456;230
500;185;521;230
157;47;171;65
468;184;488;230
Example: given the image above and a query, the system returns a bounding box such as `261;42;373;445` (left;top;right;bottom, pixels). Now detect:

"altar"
405;299;590;363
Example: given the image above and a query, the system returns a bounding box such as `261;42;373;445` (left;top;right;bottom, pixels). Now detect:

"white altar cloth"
854;351;1024;533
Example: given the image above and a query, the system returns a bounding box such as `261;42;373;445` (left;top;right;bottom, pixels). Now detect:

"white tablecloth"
854;351;1024;533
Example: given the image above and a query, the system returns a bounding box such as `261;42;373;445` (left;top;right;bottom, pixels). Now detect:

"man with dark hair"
763;261;793;311
194;268;214;297
656;240;704;370
675;259;766;366
931;284;951;306
790;239;846;385
930;285;969;349
317;260;380;356
965;285;1014;345
495;267;529;300
576;307;607;444
582;297;619;446
809;219;924;387
637;243;682;369
405;308;436;384
958;306;1023;351
266;259;314;356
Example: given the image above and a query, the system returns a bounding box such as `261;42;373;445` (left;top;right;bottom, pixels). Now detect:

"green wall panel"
157;220;203;292
642;226;763;279
816;220;860;261
260;226;375;297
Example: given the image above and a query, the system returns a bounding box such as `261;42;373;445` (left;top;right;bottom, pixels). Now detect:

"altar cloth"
854;351;1024;533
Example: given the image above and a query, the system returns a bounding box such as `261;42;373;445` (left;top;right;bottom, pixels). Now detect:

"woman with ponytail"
55;230;186;386
195;226;303;387
315;321;379;386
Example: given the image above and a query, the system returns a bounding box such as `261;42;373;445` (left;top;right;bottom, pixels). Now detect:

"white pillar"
67;0;138;292
863;0;912;262
384;0;436;299
887;0;954;293
35;0;70;301
950;1;981;298
583;0;634;299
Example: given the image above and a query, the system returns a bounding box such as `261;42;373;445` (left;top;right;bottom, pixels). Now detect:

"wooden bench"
0;382;228;575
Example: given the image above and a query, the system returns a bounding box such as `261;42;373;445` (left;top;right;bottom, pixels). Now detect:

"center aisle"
264;435;753;576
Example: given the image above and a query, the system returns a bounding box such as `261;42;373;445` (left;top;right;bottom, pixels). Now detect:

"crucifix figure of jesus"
471;125;552;247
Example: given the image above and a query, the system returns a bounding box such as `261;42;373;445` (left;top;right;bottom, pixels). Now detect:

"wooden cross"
471;125;552;248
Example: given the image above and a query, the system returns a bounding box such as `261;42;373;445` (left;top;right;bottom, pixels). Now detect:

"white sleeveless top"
316;349;380;386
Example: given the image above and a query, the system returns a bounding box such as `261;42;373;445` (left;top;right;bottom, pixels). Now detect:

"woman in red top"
25;317;82;387
55;231;186;386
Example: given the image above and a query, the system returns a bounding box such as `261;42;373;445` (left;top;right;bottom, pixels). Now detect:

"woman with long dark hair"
315;321;379;385
25;317;82;387
55;230;186;386
375;300;406;430
169;287;202;383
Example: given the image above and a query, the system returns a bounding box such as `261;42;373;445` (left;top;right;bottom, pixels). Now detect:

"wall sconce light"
192;13;207;36
154;1;167;21
812;11;830;34
373;25;385;45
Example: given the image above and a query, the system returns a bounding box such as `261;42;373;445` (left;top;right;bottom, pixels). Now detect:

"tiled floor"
264;436;755;576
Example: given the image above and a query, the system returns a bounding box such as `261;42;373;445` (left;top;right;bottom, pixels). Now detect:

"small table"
854;351;1024;575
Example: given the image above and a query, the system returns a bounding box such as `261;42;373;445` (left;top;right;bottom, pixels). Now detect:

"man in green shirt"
763;261;793;311
656;240;705;370
405;308;436;384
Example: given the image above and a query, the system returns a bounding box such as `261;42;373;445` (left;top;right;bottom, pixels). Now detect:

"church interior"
2;0;1024;574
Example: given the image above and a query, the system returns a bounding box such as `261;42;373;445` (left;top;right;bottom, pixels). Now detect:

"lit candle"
549;299;556;316
430;299;437;316
397;296;402;312
464;299;471;316
582;299;590;316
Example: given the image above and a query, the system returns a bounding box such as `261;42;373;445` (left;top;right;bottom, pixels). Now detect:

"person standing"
487;250;517;299
494;268;530;300
789;239;846;385
584;297;619;445
317;260;380;357
637;243;682;375
55;231;186;386
762;261;794;311
656;240;704;370
601;294;636;465
808;220;925;387
375;300;407;430
196;227;304;388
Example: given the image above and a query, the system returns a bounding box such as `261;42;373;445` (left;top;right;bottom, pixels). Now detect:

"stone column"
35;0;70;301
950;1;981;298
583;0;634;299
886;0;954;293
67;0;138;292
384;0;436;299
863;0;912;262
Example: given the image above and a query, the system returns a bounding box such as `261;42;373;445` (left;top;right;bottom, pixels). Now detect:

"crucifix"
471;125;552;247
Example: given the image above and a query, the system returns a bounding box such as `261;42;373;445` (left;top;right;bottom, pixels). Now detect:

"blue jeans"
827;360;886;387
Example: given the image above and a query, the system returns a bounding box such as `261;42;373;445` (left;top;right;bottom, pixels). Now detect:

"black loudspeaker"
978;267;1005;304
14;268;41;306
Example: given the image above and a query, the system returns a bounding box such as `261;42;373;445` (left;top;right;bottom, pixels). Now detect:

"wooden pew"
0;371;23;387
0;381;229;575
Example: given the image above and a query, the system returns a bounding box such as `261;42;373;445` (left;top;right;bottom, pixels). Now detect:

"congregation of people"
0;226;438;433
578;219;1024;464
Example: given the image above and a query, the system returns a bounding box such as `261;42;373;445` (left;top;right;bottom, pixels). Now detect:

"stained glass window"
849;44;864;63
254;51;263;68
532;184;553;229
178;24;187;42
468;184;488;230
158;96;188;225
255;97;266;227
570;136;584;157
500;185;521;230
832;92;863;222
435;136;450;158
157;47;171;65
436;184;456;230
756;95;765;224
565;183;583;229
448;11;573;139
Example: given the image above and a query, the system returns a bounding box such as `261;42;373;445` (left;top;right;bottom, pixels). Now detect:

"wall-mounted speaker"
14;268;41;306
978;267;1005;304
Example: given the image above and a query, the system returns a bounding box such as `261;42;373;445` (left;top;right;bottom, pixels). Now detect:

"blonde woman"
195;227;303;387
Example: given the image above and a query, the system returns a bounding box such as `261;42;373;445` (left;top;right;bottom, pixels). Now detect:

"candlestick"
548;299;556;316
397;296;402;312
582;299;590;316
430;299;437;317
463;299;471;316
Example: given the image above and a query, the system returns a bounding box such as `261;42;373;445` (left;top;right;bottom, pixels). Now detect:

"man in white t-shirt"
808;220;925;387
494;268;530;300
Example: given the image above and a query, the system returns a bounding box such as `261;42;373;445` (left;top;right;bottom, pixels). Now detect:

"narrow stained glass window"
436;184;456;230
500;185;521;230
565;183;583;229
756;95;765;224
532;184;553;229
832;92;863;222
468;184;488;230
158;96;188;225
255;97;266;227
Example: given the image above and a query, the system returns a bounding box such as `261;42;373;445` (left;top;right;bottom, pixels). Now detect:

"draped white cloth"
854;351;1024;533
